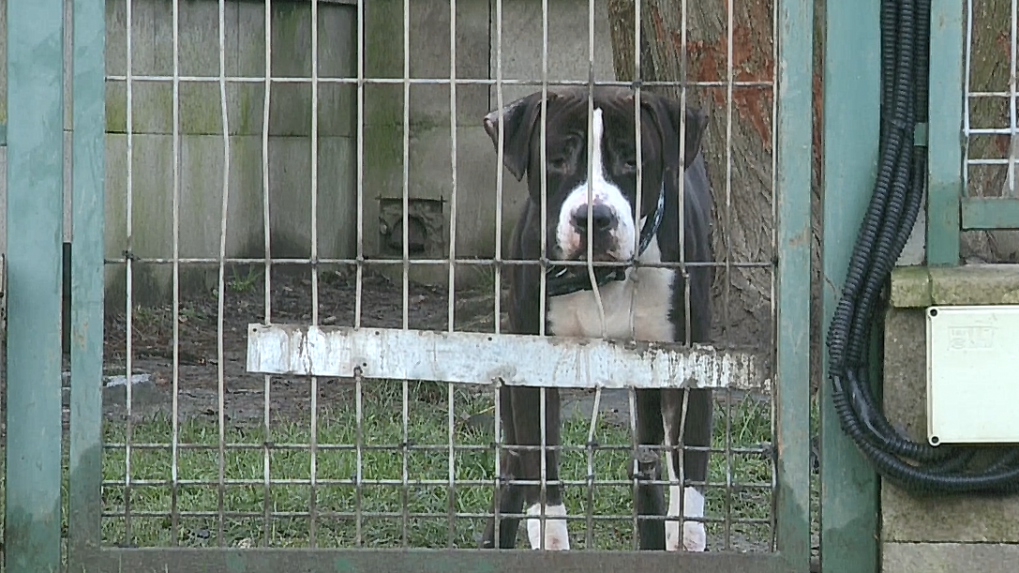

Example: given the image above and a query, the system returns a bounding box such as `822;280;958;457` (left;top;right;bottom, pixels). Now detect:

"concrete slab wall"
0;0;616;303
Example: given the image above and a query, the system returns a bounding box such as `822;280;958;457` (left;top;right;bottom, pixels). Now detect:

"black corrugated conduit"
826;0;1019;494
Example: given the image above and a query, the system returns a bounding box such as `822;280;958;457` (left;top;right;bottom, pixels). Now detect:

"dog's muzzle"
545;186;666;298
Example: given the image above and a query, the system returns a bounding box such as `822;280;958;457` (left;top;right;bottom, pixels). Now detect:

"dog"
478;86;715;552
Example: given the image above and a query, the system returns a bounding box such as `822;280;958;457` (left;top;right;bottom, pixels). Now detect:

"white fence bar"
247;324;770;391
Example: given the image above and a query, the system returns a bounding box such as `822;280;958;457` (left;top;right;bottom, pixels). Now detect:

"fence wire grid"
964;0;1018;198
98;0;780;553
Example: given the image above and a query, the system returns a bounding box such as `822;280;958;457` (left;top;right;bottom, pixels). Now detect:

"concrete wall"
882;266;1019;573
0;0;616;304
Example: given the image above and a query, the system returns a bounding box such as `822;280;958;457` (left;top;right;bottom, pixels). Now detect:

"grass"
97;383;775;551
226;266;265;294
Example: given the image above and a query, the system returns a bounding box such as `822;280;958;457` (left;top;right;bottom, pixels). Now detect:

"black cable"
826;0;1019;495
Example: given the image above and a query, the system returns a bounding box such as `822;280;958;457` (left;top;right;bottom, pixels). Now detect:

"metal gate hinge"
0;254;6;334
913;122;929;148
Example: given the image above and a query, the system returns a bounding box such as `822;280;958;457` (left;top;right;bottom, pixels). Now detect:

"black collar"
544;186;667;298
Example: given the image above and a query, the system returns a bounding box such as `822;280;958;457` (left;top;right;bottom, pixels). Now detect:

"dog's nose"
571;204;617;233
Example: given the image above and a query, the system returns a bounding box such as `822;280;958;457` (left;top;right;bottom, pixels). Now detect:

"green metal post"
68;0;108;565
821;0;882;572
774;0;814;570
926;0;964;264
4;0;66;572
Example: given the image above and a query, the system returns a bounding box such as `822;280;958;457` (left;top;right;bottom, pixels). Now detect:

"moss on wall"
98;0;357;306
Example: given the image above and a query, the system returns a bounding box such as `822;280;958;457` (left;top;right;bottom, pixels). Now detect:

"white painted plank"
246;324;771;391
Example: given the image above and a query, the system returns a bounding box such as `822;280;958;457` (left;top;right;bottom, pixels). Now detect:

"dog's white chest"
546;241;676;343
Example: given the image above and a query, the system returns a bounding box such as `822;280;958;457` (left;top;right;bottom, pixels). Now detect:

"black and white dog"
478;86;715;552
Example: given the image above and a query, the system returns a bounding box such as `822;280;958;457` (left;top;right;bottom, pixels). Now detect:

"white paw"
682;521;707;551
666;486;707;551
525;503;570;550
665;519;707;552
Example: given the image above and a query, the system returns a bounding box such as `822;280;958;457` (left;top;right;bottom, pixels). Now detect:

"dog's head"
483;86;707;262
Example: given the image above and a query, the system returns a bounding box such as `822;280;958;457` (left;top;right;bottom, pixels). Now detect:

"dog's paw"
666;520;707;552
682;521;707;552
526;503;570;550
665;486;707;551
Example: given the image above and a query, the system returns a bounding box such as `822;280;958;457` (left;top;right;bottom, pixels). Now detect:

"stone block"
889;266;932;308
890;264;1019;308
883;542;1019;573
929;264;1019;305
492;0;616;104
104;0;356;138
103;133;355;305
406;0;492;125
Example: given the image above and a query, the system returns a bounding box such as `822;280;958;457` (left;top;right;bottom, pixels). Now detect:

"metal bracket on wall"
913;122;929;148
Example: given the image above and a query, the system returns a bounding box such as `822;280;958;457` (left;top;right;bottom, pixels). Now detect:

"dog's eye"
621;157;639;171
548;156;570;170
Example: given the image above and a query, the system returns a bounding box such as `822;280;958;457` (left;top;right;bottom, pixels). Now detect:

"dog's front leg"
628;445;667;550
481;387;526;549
663;388;712;552
513;386;570;550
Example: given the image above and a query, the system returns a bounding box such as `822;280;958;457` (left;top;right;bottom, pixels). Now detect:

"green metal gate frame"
819;1;882;572
4;0;826;571
5;1;72;571
818;2;975;572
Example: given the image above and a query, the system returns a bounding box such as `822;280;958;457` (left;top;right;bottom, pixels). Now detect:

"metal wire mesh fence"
98;0;779;553
964;0;1017;199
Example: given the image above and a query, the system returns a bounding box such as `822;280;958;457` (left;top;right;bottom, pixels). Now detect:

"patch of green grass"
179;303;210;322
131;305;161;326
98;386;774;550
226;266;264;294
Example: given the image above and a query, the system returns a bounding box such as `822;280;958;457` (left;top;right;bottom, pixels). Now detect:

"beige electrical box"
926;305;1019;446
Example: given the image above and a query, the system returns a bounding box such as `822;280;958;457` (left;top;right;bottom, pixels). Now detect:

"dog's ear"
483;92;555;181
679;106;708;168
640;93;708;171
